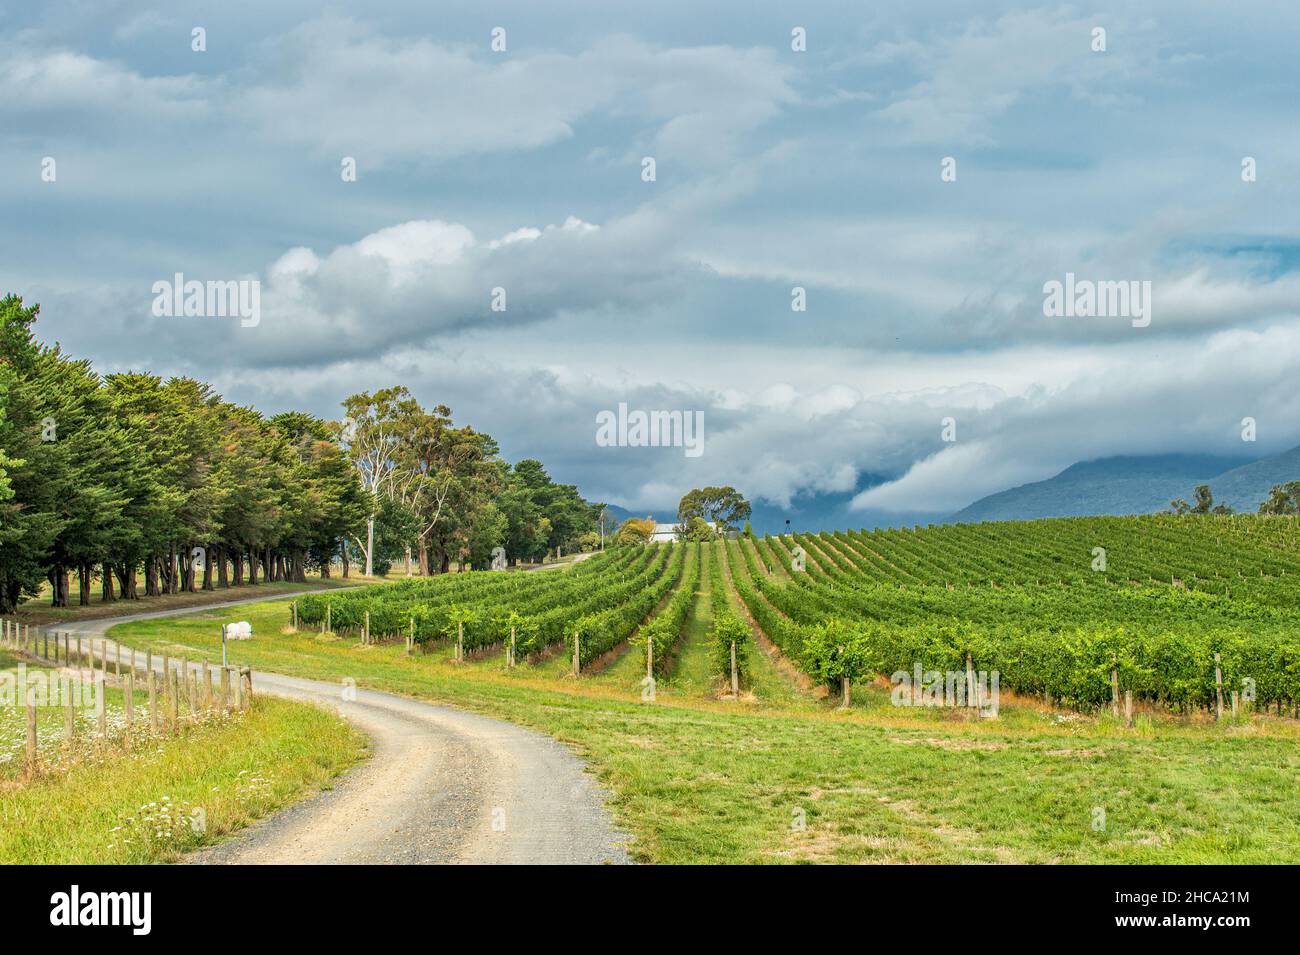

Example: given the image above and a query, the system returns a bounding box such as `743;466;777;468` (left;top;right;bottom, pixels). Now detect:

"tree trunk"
232;551;244;586
101;561;116;602
164;543;176;594
145;557;160;596
216;546;228;587
341;539;350;578
202;550;214;590
51;563;69;608
365;516;375;577
77;563;91;606
439;552;450;574
418;542;430;576
120;563;138;600
1;582;20;615
247;546;258;585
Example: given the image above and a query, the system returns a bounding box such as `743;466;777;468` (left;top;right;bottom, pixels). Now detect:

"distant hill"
1203;445;1300;511
951;448;1300;522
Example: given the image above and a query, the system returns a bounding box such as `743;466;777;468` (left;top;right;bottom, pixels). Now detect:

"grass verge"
0;654;365;864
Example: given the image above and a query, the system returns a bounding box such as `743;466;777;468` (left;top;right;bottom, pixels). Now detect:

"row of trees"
0;295;601;611
341;386;601;575
1259;482;1300;515
1171;483;1300;516
1170;485;1233;515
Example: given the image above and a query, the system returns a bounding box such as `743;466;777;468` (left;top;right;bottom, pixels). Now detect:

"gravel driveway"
59;593;630;865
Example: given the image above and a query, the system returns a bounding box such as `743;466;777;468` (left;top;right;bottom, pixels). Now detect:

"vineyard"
291;514;1300;716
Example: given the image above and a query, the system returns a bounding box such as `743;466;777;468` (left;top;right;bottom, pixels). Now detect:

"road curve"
58;594;630;865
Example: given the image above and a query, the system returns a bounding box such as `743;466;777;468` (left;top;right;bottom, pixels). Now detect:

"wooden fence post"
841;675;851;708
233;667;244;710
220;667;230;709
42;630;48;660
125;673;135;730
508;626;516;668
457;621;464;662
646;636;653;681
26;704;37;774
364;610;370;645
965;652;975;709
1214;653;1224;720
97;672;107;737
100;641;108;680
76;636;82;669
572;630;580;677
145;649;152;679
115;642;121;677
1124;689;1133;727
408;616;415;656
64;690;75;745
168;669;179;729
149;671;158;733
1110;654;1120;719
180;658;190;708
730;641;739;697
325;603;331;634
1231;690;1239;718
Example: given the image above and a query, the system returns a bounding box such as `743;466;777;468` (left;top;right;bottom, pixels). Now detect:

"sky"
2;1;1298;524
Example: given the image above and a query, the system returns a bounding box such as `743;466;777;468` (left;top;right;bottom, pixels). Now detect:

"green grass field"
0;653;366;864
105;583;1300;864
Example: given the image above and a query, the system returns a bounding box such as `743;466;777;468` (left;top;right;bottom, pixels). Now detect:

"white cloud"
237;18;796;167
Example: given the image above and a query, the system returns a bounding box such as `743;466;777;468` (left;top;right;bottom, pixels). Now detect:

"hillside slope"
948;450;1298;522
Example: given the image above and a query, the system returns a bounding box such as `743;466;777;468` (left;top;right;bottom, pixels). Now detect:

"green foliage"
0;296;600;609
710;611;751;683
634;544;700;675
677;486;751;535
1259;482;1300;515
676;515;716;542
800;617;878;687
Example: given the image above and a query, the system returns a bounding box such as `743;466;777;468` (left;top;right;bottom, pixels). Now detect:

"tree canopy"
676;486;751;535
0;295;601;610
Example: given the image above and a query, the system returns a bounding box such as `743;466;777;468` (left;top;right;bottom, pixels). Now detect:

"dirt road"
60;595;630;864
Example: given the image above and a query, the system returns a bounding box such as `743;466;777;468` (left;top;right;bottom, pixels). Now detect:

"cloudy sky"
3;1;1299;523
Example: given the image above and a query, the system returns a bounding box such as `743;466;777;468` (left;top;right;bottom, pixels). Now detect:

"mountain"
1202;445;1300;511
950;448;1300;522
